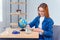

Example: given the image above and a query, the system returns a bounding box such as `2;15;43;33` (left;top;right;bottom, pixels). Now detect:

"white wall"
27;0;60;25
0;0;9;27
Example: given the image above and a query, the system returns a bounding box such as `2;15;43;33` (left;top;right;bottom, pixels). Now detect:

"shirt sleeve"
29;16;38;28
43;18;54;37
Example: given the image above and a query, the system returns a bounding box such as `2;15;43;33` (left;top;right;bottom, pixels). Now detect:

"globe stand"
20;28;25;31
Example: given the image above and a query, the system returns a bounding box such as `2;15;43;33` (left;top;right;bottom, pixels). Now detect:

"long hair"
38;3;49;18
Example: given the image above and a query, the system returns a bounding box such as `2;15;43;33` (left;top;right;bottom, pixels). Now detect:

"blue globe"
18;18;27;28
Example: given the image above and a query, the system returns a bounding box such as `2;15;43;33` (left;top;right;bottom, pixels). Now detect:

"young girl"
27;3;54;40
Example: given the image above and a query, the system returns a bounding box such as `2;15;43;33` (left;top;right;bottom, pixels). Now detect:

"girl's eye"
40;11;44;12
39;11;44;12
38;10;44;12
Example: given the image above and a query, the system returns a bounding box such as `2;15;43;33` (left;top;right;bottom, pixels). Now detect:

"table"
0;27;39;40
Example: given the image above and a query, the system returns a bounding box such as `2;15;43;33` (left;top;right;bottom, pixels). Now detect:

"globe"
18;18;27;30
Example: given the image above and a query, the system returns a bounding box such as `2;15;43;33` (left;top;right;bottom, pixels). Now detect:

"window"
0;0;3;22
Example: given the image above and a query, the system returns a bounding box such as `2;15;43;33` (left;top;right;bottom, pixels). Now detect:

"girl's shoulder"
34;16;40;20
47;17;54;24
35;16;40;18
47;17;53;21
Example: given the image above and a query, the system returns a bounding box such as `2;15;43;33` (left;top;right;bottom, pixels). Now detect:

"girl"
27;3;54;40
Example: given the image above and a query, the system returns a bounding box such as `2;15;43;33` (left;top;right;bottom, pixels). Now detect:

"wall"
0;0;10;27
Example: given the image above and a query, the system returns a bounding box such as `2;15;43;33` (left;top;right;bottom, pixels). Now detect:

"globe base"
20;28;25;31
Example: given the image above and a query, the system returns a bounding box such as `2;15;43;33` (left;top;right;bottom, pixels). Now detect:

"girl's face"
38;7;45;17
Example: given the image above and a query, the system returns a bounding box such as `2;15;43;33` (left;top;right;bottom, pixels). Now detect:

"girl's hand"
33;28;40;32
33;28;44;33
39;29;44;33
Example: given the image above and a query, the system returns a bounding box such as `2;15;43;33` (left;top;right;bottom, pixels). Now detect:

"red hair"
38;3;49;18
